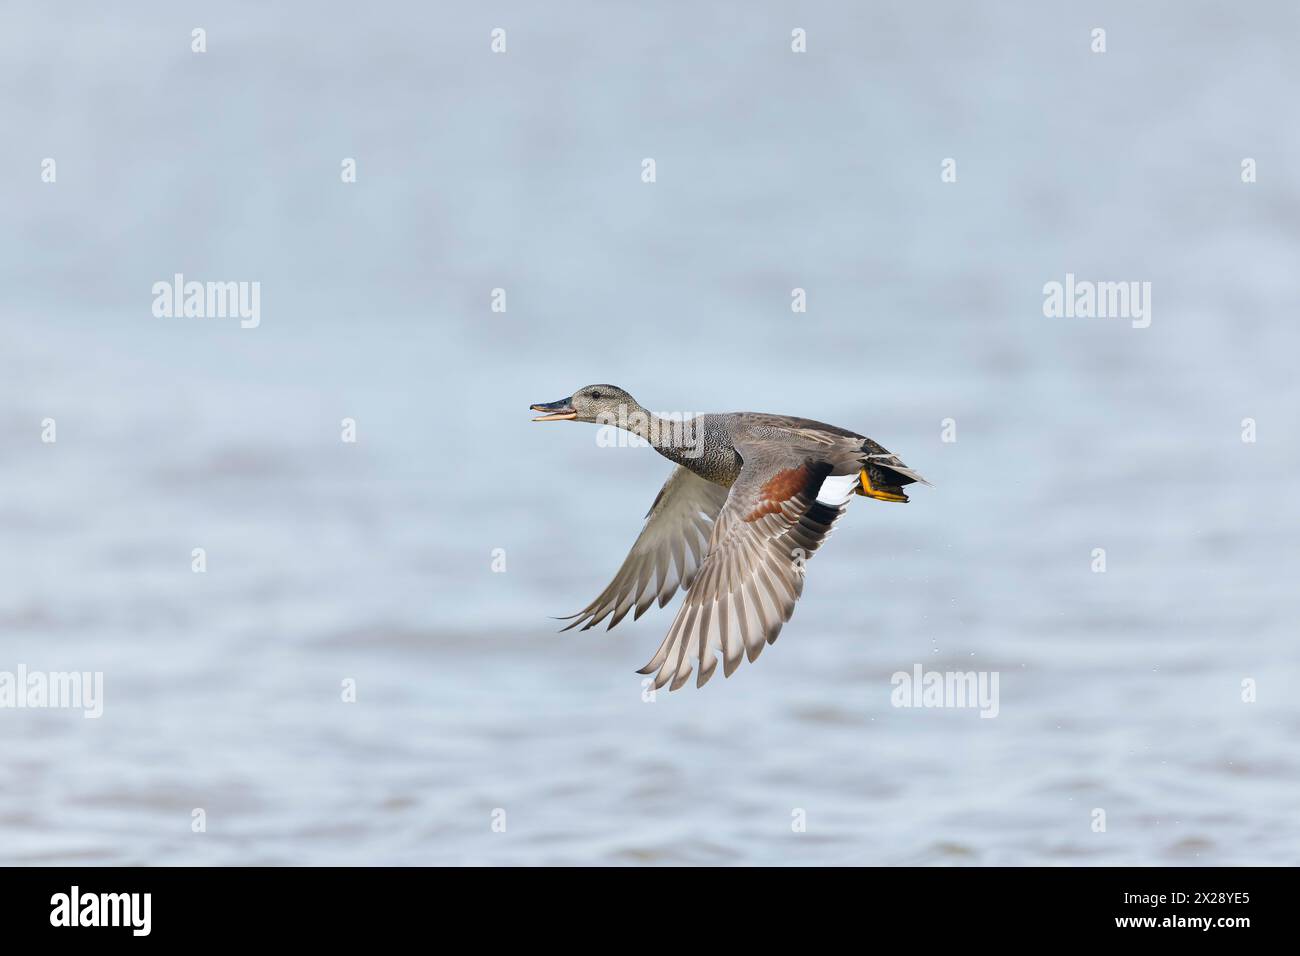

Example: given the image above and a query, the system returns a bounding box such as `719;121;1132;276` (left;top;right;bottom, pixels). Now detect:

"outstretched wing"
638;442;847;690
560;465;730;631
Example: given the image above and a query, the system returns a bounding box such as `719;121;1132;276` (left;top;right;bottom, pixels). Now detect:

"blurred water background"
2;1;1298;865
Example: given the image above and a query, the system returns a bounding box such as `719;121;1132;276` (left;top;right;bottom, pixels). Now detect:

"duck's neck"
615;403;662;445
616;404;702;465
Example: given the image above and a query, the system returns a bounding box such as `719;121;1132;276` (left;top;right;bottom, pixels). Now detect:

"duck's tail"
855;442;930;503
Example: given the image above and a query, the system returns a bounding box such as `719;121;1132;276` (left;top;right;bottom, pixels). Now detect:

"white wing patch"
816;473;859;505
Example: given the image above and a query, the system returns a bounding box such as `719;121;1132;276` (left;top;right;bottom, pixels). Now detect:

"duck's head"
530;384;638;423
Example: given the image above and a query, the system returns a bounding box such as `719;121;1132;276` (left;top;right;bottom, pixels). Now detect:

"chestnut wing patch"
743;462;829;522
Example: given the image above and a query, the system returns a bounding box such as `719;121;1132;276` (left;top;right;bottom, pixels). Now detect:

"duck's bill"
530;398;577;422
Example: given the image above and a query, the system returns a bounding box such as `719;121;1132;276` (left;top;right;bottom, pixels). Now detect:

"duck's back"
726;411;866;442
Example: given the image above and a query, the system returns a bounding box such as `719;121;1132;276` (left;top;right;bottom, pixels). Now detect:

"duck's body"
531;385;929;691
648;410;920;493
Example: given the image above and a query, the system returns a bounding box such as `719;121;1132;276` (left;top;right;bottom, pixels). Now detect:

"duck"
530;385;929;691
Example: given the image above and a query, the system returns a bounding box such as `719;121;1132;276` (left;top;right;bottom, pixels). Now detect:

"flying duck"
530;385;929;690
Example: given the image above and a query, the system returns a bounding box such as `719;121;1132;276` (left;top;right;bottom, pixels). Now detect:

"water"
2;0;1298;865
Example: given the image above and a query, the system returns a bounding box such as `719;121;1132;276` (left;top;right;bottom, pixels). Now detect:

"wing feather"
639;443;848;690
561;466;729;632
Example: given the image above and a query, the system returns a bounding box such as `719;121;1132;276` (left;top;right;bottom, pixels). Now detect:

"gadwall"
530;385;929;690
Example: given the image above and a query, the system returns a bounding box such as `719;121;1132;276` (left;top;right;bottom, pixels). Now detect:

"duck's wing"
638;441;848;690
559;465;730;632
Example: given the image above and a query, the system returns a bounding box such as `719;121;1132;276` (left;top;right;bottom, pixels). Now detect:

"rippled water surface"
2;1;1298;865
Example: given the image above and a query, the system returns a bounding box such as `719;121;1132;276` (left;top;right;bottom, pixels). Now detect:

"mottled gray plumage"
531;385;929;690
